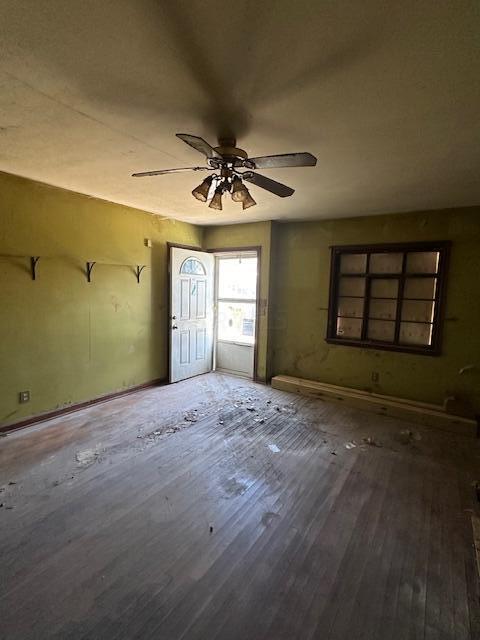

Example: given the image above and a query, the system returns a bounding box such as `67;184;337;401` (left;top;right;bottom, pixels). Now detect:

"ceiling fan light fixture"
231;177;248;202
208;187;223;211
242;189;257;210
192;175;214;202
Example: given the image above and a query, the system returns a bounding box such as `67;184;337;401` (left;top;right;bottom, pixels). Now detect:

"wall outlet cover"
19;390;30;403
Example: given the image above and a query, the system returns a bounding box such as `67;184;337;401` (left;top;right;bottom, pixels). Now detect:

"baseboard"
0;377;166;434
271;375;478;437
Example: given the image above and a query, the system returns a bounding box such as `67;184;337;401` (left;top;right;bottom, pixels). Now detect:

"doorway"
214;251;259;379
169;246;214;383
169;245;259;383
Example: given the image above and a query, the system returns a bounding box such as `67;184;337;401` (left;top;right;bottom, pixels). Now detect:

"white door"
170;247;214;383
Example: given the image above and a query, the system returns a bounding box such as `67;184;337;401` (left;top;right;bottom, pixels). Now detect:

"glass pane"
403;277;437;300
337;297;364;318
367;320;395;342
369;299;397;320
401;300;435;323
336;317;362;339
218;257;257;299
217;301;256;345
369;253;403;274
339;277;365;297
399;322;432;346
370;278;399;299
181;258;205;275
406;251;439;274
340;253;367;274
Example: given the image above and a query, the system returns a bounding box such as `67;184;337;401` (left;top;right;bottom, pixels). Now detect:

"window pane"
218;257;257;299
338;297;364;318
336;317;362;339
339;277;365;297
399;322;432;346
367;320;395;342
406;251;439;274
403;277;437;299
181;258;205;275
217;301;256;344
369;299;397;320
401;300;435;323
370;278;399;299
369;253;403;274
340;253;367;274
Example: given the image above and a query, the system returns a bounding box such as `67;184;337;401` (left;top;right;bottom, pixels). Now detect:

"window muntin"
327;243;449;354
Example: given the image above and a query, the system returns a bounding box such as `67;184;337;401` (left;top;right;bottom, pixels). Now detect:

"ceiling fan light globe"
192;176;213;202
231;177;248;202
208;189;223;211
242;191;257;210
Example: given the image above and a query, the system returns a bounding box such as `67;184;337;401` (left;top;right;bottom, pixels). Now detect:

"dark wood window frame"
326;241;450;356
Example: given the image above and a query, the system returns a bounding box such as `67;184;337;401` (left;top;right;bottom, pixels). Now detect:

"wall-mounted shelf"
0;254;40;280
85;261;148;284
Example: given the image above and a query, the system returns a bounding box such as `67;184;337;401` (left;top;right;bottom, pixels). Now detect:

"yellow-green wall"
270;208;480;411
0;172;203;425
203;221;272;382
2;169;479;426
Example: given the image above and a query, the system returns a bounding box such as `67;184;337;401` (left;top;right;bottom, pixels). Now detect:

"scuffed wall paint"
270;208;480;411
0;171;203;425
202;222;272;382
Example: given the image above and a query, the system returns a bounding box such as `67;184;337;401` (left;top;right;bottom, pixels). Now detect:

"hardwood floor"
0;373;479;639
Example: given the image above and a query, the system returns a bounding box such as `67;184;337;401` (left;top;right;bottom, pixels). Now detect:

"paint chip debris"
362;437;382;447
268;444;280;453
75;449;102;466
345;441;357;449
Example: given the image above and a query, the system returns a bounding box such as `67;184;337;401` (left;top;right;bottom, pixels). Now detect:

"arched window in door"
180;257;206;275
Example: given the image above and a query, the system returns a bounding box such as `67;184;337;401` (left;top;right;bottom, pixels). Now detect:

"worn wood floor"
0;373;479;639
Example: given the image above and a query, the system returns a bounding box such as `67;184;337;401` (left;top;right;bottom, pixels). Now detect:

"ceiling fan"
132;134;317;211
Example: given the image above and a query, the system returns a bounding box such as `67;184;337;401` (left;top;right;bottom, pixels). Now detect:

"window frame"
215;253;258;346
326;241;450;356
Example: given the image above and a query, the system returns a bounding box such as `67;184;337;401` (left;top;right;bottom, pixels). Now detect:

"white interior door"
170;247;214;383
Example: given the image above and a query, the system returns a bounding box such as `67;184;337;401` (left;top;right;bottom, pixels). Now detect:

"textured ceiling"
0;0;479;225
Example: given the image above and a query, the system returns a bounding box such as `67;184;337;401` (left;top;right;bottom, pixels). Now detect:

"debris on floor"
362;437;382;447
261;511;280;527
183;412;198;422
345;441;357;449
397;429;422;444
268;444;280;453
209;524;214;534
75;448;102;466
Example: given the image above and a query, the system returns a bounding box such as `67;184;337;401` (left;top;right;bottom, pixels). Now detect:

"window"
216;256;257;345
180;257;206;275
326;242;450;355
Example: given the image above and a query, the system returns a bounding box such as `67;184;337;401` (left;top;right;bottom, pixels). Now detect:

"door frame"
207;246;261;382
167;241;203;383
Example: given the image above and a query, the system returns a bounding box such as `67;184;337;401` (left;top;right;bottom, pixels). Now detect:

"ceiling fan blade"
248;152;317;169
132;166;210;177
243;172;295;198
176;133;221;159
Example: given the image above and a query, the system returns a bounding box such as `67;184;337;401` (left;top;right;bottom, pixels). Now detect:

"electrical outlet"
371;372;379;383
19;390;30;403
144;238;152;248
